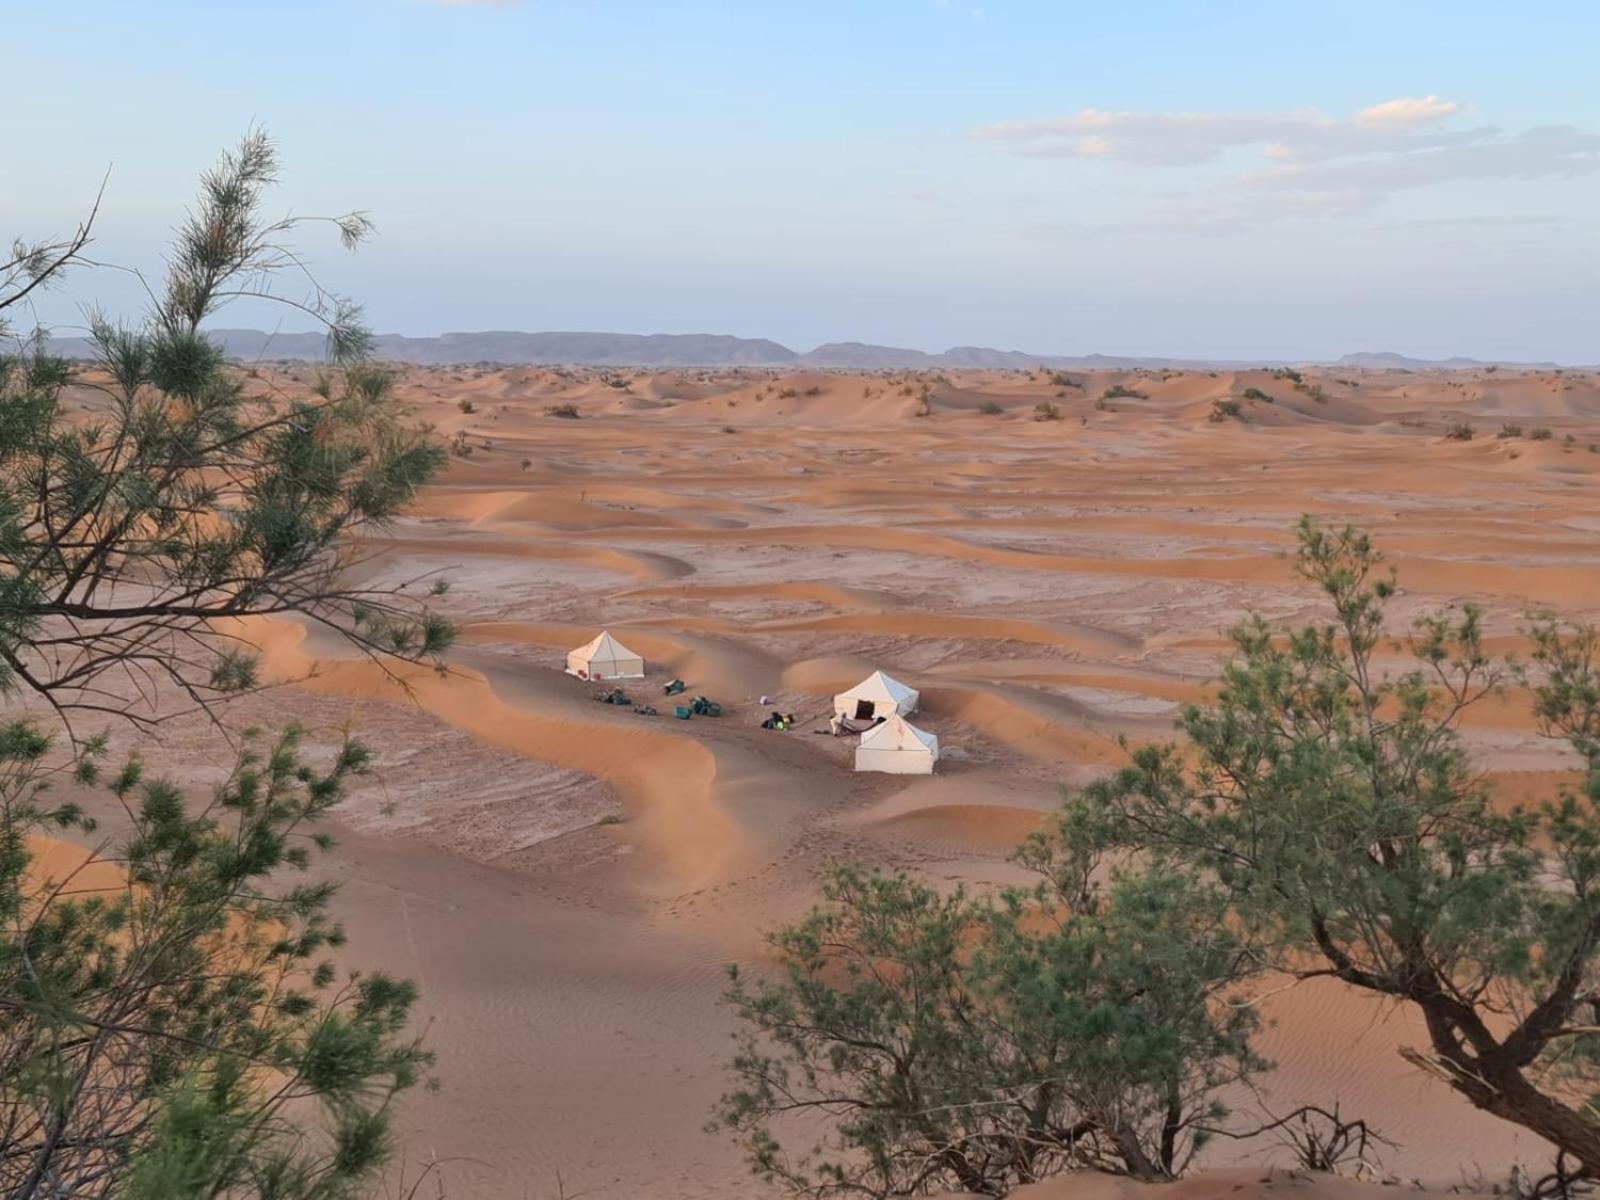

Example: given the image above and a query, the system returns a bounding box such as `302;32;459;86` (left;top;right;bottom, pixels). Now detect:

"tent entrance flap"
854;700;875;720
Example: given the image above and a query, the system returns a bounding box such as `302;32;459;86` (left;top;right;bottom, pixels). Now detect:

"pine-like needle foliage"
0;722;431;1199
0;133;449;730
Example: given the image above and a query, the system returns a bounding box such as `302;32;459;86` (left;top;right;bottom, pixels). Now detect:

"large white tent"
833;670;919;721
854;715;939;775
565;630;645;680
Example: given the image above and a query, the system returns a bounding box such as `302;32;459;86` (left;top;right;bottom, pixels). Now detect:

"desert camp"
853;713;940;775
832;669;919;721
564;630;645;680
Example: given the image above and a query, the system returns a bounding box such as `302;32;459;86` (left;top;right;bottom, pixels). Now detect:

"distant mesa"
30;327;1579;371
1334;350;1563;371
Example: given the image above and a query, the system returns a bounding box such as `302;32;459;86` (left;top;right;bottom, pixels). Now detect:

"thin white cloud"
973;99;1473;166
1355;94;1464;127
973;98;1600;233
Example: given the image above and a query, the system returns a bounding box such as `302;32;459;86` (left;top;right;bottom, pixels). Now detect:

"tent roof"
836;670;917;705
571;630;641;661
859;715;938;753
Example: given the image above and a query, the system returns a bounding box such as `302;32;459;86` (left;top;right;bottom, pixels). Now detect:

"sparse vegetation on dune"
1101;384;1146;400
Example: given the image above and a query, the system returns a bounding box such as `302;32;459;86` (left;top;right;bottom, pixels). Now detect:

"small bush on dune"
1210;398;1244;422
544;403;580;419
1499;423;1524;438
1102;384;1146;400
1445;421;1475;441
715;864;1260;1193
1530;426;1554;441
1033;401;1060;421
978;400;1003;415
1243;387;1272;402
457;398;476;413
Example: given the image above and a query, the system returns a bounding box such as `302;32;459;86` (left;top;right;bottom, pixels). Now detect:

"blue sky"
7;1;1598;360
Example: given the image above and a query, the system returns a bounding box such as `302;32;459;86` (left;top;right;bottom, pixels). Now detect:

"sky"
6;1;1599;361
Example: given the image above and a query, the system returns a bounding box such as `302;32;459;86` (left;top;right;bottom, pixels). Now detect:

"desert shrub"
779;387;799;399
457;398;475;413
1101;384;1145;400
450;429;473;457
1270;367;1303;384
721;424;737;434
1058;518;1600;1173
1445;421;1475;440
1242;387;1272;402
804;385;823;396
521;457;533;469
1499;423;1525;438
1049;371;1082;389
716;864;1260;1194
544;403;580;418
978;400;1003;415
1033;401;1061;421
1209;398;1244;422
1531;427;1554;441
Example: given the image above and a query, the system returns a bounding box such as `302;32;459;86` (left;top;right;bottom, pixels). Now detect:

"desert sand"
51;362;1600;1197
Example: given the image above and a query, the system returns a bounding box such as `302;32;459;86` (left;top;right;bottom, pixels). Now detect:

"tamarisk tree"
1058;518;1600;1176
715;861;1260;1196
0;132;449;731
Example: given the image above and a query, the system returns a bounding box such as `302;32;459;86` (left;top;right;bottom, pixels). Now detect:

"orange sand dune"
238;617;746;891
87;362;1597;1197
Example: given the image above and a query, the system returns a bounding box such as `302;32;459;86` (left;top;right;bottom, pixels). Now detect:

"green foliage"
0;723;430;1199
1445;420;1476;440
1057;517;1600;1172
1100;385;1145;401
1209;398;1244;422
715;861;1260;1196
0;135;448;729
1242;387;1272;403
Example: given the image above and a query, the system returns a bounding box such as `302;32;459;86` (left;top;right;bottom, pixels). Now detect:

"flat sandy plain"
61;362;1600;1196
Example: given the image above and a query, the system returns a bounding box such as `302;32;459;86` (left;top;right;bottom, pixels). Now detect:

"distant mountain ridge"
33;328;1578;371
1334;351;1563;371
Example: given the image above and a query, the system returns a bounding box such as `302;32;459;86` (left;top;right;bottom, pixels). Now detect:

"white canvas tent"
854;715;939;775
833;670;919;721
565;630;645;680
